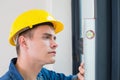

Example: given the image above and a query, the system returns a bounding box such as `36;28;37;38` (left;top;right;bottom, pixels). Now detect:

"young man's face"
25;25;58;66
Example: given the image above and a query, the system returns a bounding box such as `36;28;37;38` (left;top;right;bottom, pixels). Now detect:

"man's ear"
18;36;28;48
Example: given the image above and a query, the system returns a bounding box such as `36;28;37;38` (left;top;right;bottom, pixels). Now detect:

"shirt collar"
9;58;24;80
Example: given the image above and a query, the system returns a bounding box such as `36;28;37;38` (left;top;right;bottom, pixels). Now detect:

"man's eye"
43;36;50;39
54;37;56;40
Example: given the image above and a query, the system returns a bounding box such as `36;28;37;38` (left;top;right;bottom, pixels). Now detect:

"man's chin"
50;57;56;63
45;57;56;64
49;60;55;64
46;59;55;64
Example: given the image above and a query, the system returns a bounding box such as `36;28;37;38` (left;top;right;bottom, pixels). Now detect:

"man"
0;9;84;80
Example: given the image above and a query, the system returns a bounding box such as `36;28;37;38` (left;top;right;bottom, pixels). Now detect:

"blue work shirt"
0;58;78;80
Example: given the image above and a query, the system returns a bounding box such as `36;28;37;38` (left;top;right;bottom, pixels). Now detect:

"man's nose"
50;40;58;49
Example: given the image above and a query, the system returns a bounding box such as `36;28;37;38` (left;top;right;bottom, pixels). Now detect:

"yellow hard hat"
9;9;64;46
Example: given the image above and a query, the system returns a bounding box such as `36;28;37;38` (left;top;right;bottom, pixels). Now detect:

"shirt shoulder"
0;71;11;80
38;68;73;80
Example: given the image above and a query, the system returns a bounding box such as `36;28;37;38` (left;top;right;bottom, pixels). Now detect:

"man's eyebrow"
43;33;56;39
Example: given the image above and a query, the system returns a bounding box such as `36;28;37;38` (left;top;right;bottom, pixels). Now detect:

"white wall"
0;0;72;76
52;0;72;75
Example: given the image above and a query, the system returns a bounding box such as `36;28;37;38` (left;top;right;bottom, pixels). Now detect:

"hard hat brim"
9;20;64;46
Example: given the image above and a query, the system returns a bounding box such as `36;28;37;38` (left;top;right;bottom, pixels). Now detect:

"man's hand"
77;62;84;80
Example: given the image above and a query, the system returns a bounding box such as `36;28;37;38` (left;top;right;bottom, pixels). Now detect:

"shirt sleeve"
72;75;78;80
39;68;77;80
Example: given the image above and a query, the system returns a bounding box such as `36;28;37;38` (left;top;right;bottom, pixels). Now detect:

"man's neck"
15;57;42;80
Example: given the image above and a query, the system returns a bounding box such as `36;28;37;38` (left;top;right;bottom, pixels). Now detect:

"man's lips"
48;51;56;55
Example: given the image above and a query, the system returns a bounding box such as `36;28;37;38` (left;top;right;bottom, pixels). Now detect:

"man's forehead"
42;32;56;37
36;25;55;33
37;24;55;30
